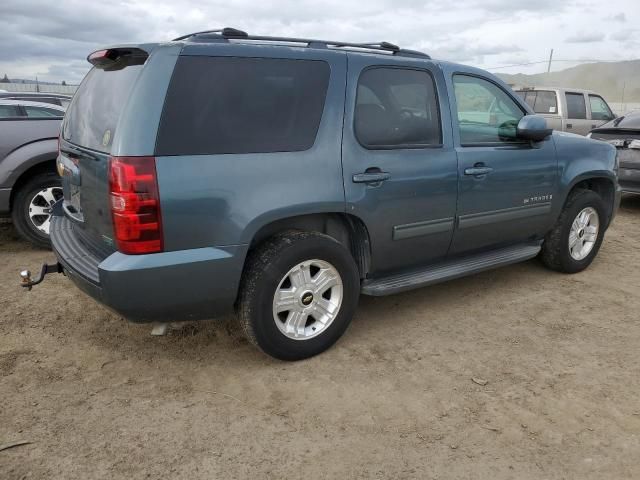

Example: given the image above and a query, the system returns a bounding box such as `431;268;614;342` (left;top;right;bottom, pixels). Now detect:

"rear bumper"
51;215;247;323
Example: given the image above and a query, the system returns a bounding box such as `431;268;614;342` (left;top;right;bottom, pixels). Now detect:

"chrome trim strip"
393;217;454;240
458;202;551;229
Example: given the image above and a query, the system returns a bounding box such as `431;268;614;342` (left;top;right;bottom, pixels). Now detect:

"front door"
341;58;458;275
448;73;558;255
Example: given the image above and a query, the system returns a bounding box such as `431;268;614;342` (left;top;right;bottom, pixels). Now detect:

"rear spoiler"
87;46;149;70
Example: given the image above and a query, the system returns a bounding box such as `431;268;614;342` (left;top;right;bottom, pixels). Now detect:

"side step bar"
361;243;541;296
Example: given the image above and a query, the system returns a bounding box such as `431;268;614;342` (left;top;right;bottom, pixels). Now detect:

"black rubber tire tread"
11;171;61;249
237;230;360;361
540;189;607;273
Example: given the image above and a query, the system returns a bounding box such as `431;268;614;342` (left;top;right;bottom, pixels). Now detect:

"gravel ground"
1;196;640;479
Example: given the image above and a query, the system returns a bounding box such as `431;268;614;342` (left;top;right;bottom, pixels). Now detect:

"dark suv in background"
26;28;620;360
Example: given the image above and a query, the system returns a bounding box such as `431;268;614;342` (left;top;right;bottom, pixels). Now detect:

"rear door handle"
352;171;391;184
464;166;493;176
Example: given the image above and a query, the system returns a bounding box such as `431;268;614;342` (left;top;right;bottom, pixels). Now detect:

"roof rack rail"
172;27;431;59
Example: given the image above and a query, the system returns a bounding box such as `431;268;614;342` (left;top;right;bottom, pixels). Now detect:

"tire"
11;171;62;249
540;189;607;273
237;230;360;361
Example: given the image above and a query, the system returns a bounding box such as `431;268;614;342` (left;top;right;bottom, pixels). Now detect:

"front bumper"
50;215;247;323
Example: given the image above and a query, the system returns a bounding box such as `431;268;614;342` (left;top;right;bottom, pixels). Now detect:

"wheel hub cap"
28;186;63;235
568;207;599;261
272;259;343;340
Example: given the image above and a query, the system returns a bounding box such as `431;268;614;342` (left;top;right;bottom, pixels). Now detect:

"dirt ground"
1;197;640;480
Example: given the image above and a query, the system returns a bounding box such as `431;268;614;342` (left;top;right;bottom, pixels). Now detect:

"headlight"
629;139;640;150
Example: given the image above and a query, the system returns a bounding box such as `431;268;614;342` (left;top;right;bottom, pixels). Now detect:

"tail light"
108;156;163;254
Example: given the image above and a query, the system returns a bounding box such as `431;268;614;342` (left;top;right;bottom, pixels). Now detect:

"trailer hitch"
20;263;63;290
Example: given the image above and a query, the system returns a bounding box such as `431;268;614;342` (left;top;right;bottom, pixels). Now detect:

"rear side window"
355;68;441;148
0;105;21;118
62;64;143;153
156;57;330;155
532;91;557;114
24;106;63;118
566;93;587;119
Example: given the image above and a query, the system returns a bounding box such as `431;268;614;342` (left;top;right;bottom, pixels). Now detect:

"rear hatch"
59;48;148;255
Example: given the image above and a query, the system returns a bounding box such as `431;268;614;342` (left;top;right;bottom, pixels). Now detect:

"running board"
361;243;541;296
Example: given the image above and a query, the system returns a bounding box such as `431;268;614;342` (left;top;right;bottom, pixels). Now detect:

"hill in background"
497;60;640;103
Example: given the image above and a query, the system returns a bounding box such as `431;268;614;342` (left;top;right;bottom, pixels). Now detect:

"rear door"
341;56;458;274
564;92;592;135
449;73;557;255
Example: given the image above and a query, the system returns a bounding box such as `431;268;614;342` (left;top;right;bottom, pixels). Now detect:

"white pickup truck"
513;87;616;136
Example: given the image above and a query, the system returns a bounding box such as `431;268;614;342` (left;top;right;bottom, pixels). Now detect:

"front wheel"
11;172;63;249
540;189;607;273
237;231;360;361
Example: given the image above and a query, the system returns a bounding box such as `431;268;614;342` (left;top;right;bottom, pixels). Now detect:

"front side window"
453;75;525;145
355;68;441;148
565;93;587;119
589;95;614;121
157;57;330;155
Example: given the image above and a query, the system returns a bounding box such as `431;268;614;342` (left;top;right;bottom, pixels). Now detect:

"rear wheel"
11;172;62;249
540;189;607;273
237;231;360;361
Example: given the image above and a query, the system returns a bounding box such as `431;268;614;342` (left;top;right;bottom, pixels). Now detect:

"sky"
1;0;639;84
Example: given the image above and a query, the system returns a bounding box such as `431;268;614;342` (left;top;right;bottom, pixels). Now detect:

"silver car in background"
0;99;65;247
514;87;616;136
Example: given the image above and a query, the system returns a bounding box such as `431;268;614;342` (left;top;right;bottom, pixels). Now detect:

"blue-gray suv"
24;28;621;360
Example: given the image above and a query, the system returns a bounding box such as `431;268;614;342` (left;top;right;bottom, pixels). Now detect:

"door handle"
352;171;391;184
464;166;493;176
567;123;573;129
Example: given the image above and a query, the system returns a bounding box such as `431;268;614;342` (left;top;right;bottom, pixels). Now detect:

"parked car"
0;99;66;118
0;92;72;109
0;99;64;247
514;87;616;136
24;28;620;360
588;110;640;194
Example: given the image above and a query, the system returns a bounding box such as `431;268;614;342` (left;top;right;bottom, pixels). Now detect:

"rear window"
156;56;330;156
566;92;587;119
516;90;558;114
62;64;143;152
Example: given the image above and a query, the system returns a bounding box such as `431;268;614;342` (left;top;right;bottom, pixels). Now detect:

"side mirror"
517;115;553;141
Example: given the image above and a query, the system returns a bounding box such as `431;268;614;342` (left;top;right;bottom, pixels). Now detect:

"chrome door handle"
352;172;391;184
464;167;493;176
